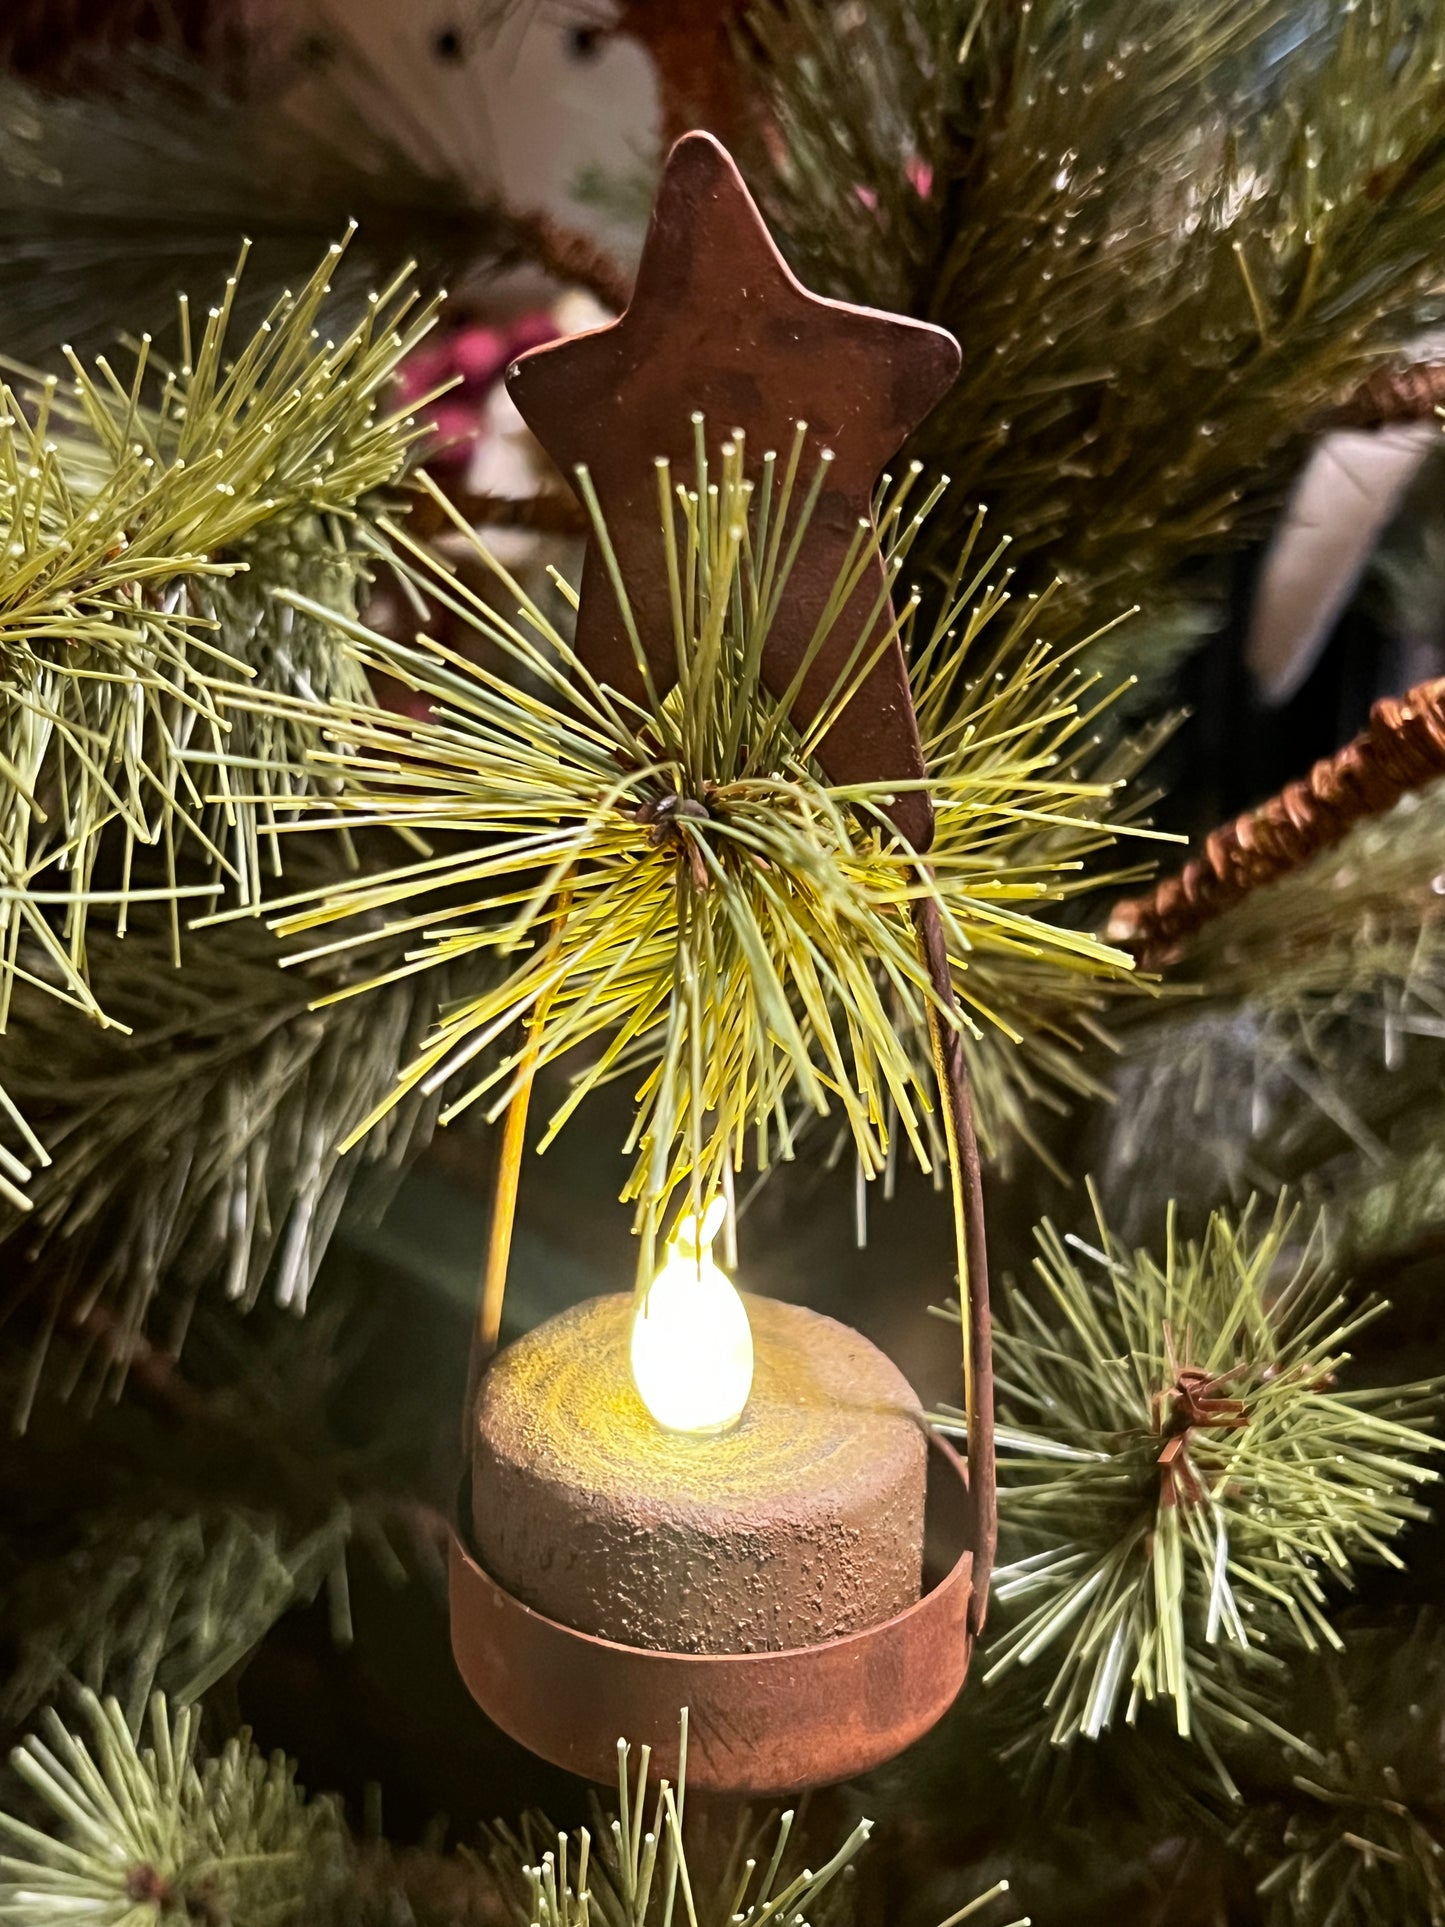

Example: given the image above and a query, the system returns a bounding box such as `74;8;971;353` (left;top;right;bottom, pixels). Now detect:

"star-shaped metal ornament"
506;131;961;853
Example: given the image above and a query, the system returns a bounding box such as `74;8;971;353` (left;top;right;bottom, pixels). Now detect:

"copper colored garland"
1107;675;1445;969
1334;361;1445;431
510;209;633;317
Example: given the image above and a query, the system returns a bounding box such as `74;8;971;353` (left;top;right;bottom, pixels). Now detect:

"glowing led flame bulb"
631;1197;754;1434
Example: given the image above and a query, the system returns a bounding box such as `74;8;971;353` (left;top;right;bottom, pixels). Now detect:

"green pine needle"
485;1717;872;1927
1;1509;353;1734
1094;784;1445;1245
483;1715;1027;1927
0;864;459;1410
748;0;1445;657
1236;1625;1445;1927
0;1697;1024;1927
210;446;1167;1268
0;237;436;1042
934;1193;1443;1751
0;51;510;366
0;1691;346;1926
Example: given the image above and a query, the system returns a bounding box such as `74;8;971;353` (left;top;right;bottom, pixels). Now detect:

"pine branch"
207;458;1164;1266
0;49;527;364
0;1284;453;1734
483;1717;1025;1927
0;238;434;991
934;1193;1443;1754
0;240;439;1198
1091;785;1445;1243
747;0;1445;662
1234;1623;1445;1927
484;1722;871;1927
0;862;470;1408
0;1693;1024;1927
1;1509;352;1734
0;1691;347;1927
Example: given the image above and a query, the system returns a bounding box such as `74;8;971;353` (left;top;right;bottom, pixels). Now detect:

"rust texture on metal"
614;0;754;147
914;894;996;1632
505;130;961;854
450;1430;975;1795
471;1293;928;1655
1108;674;1445;969
454;131;996;1783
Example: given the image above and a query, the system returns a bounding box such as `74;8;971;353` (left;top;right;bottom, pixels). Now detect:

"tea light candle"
472;1290;927;1655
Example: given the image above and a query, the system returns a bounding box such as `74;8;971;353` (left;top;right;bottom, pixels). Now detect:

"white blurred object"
260;0;656;252
466;289;611;498
1247;423;1438;706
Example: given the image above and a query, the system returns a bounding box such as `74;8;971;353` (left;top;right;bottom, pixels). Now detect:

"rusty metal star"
505;130;961;852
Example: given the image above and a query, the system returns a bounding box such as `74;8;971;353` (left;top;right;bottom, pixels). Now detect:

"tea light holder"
445;126;996;1795
450;1428;976;1795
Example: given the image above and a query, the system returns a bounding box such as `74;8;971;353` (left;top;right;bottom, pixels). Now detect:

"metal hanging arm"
914;891;997;1635
462;903;571;1453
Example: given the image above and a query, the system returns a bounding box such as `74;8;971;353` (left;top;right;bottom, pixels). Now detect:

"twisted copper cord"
1334;361;1445;431
1107;675;1445;970
511;209;633;317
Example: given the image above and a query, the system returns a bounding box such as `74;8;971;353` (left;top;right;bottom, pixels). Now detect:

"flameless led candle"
630;1199;754;1434
472;1212;928;1656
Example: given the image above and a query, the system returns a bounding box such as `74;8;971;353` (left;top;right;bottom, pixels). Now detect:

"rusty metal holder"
450;1428;976;1796
450;128;997;1796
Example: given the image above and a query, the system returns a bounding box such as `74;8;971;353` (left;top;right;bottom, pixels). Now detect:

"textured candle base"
472;1294;926;1655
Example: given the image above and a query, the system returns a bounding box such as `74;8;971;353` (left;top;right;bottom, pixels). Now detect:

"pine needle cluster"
0;1697;1024;1927
0;1281;449;1746
215;446;1163;1264
0;1692;347;1926
0;862;460;1396
483;1723;1025;1927
484;1723;876;1927
0;52;500;365
0;239;436;1203
1235;1624;1445;1927
1;1508;353;1735
937;1195;1442;1757
748;0;1445;662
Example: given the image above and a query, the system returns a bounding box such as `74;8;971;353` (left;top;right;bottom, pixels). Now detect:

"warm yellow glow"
630;1197;754;1433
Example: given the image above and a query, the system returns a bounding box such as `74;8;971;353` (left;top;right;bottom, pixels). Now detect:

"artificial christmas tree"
5;7;1445;1925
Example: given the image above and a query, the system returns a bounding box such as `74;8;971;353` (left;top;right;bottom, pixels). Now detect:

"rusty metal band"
450;1428;974;1795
